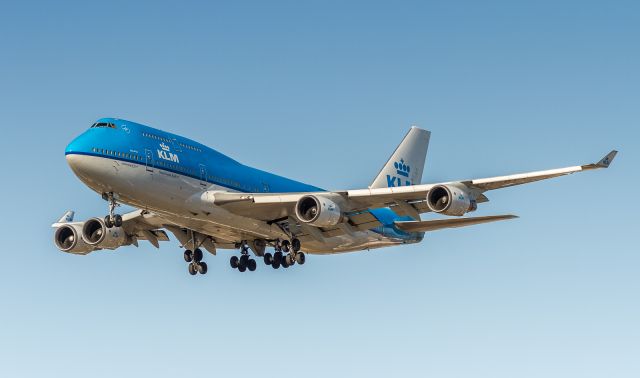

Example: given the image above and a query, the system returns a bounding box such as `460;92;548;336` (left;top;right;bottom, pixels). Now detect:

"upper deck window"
91;122;116;129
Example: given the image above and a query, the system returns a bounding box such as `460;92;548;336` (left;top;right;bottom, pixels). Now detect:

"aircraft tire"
230;256;239;269
292;238;301;252
197;262;208;274
193;249;203;262
104;215;114;228
184;250;193;262
188;263;197;275
285;254;296;266
248;259;257;272
114;214;123;227
238;264;247;273
264;252;273;265
295;252;305;265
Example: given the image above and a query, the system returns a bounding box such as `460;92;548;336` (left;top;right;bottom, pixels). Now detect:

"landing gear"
185;248;207;275
102;192;122;228
182;230;212;276
230;242;257;273
227;238;306;273
265;238;305;269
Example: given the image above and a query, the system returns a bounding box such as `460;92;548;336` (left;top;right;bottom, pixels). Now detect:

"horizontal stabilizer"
395;214;518;233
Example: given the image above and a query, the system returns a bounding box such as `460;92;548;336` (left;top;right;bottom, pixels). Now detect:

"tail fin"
370;126;431;188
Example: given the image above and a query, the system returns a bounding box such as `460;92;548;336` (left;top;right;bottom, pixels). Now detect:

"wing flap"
395;214;518;232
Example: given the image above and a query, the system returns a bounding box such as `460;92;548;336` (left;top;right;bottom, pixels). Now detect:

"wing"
200;150;617;224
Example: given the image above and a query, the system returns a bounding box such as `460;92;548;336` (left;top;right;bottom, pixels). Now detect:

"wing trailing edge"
394;214;518;233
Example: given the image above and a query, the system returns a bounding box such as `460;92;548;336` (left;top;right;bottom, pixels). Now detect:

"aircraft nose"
64;133;93;175
65;134;85;155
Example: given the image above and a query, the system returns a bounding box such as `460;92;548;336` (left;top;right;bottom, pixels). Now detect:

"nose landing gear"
102;192;123;228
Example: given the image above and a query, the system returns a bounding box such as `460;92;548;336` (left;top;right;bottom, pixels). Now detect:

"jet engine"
82;218;129;250
427;185;477;216
295;195;343;227
54;224;95;255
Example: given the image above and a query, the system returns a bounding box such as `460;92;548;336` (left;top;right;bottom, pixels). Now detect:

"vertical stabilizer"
370;127;431;188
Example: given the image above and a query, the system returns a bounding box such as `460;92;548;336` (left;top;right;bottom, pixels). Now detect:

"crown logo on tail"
160;143;170;152
394;159;410;177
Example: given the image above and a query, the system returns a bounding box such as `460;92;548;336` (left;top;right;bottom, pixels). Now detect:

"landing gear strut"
230;242;257;273
102;192;122;228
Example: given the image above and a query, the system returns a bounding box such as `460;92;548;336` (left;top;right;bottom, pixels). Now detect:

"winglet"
583;150;618;170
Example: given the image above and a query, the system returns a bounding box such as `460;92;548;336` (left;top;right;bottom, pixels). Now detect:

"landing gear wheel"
193;249;203;263
281;240;291;253
264;252;273;265
248;259;257;272
274;251;283;264
272;260;280;269
238;264;247;273
196;262;208;274
282;258;290;268
188;263;197;275
292;238;301;252
230;256;239;269
295;252;306;265
104;215;114;229
285;254;295;266
240;255;249;266
113;214;123;227
184;250;193;263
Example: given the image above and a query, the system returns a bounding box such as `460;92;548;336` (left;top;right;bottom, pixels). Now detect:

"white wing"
201;150;617;223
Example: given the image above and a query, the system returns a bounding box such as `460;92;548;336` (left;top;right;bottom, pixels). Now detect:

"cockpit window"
91;122;116;129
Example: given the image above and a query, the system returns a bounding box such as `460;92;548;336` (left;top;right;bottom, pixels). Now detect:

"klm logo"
387;159;411;187
157;143;180;163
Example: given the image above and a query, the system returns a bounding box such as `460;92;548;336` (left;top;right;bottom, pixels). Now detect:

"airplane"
53;118;618;275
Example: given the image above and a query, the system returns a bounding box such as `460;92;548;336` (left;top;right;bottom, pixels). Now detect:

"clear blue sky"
1;1;638;377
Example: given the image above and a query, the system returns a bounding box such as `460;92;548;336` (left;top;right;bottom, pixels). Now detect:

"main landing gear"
230;242;257;273
184;248;208;275
183;230;208;276
262;238;305;270
102;192;122;228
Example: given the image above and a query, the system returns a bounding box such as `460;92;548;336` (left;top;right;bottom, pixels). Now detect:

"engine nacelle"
295;195;343;227
82;218;128;250
427;185;477;216
54;224;95;255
